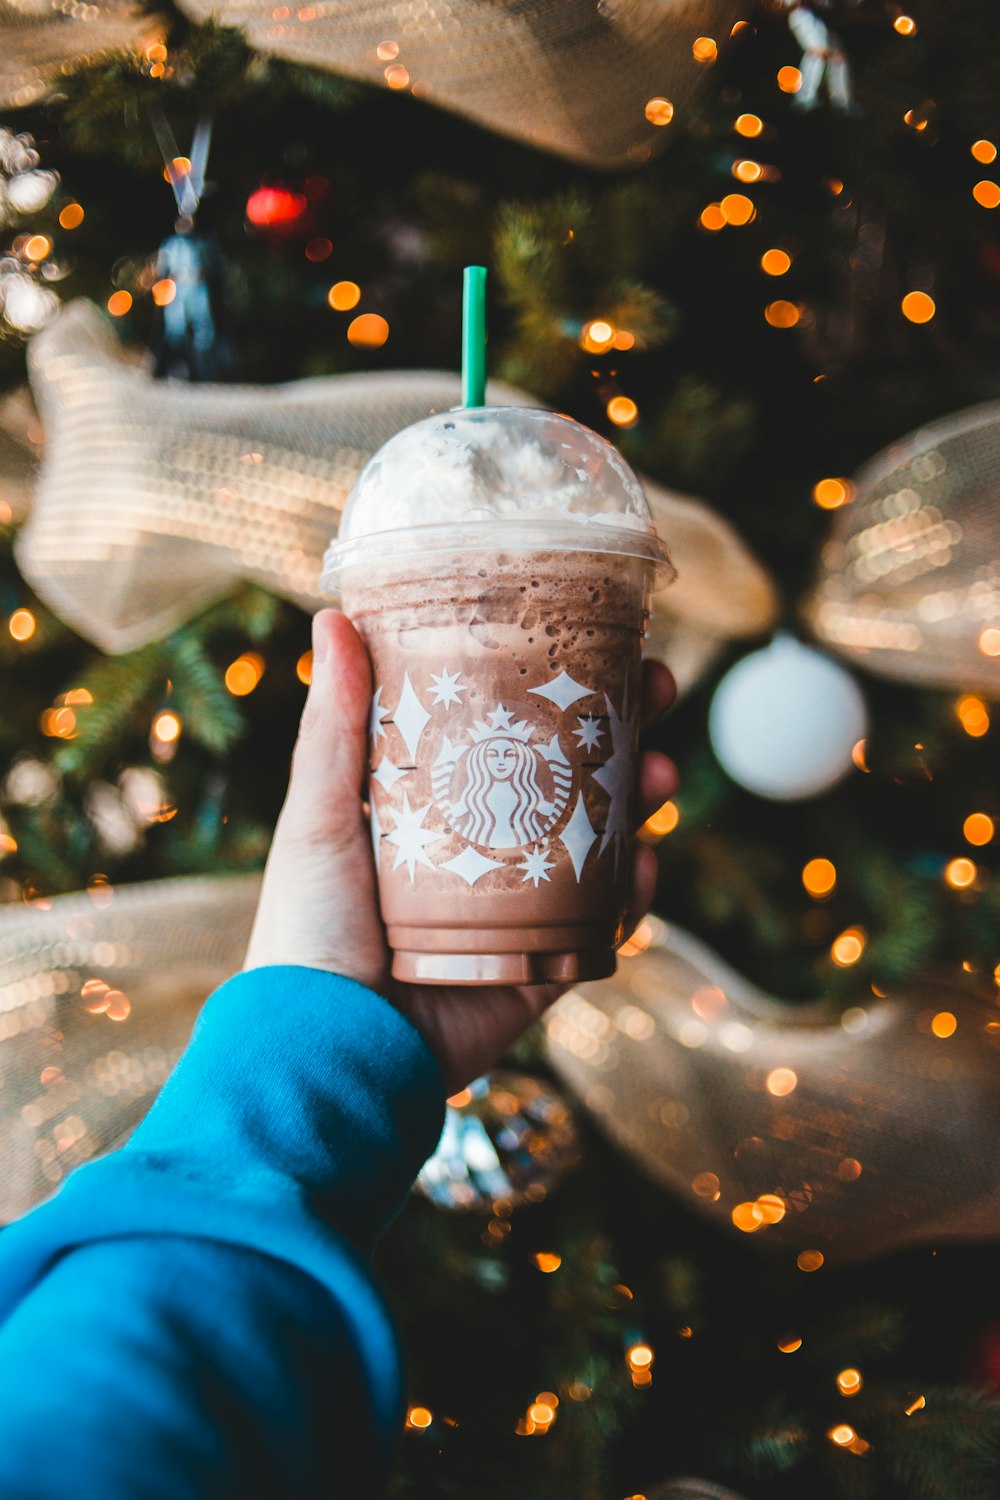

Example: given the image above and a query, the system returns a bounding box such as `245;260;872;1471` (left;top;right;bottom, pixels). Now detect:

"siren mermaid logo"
432;705;573;850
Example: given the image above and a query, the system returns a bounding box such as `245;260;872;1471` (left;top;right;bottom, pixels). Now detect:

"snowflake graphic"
574;714;604;751
383;793;442;881
519;844;556;887
429;668;466;709
369;685;391;744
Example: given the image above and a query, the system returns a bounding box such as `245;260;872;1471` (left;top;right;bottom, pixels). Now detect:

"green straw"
461;264;488;407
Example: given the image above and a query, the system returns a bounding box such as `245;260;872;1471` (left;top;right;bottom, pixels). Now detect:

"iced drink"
322;407;673;986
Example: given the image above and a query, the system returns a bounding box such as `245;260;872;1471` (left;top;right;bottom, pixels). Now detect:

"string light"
765;300;800;328
802;858;836;897
756;1193;786;1224
735;113;764;137
797;1249;825;1272
978;627;1000;656
972;140;997;164
777;1336;802;1353
296;650;313;684
23;235;51;261
732;1201;764;1232
385;64;410;89
533;1252;562;1272
720;193;755;225
348;313;390;348
328;281;361;311
905;1395;926;1416
691;1172;720;1199
837;1157;863;1180
580;319;615;353
901;291;936;323
640;799;679;841
777;66;803;94
956;695;990;736
644;97;674;126
376;39;399;60
627;1343;654;1370
733;159;763;183
829;1424;856;1446
761;248;791;276
59;203;85;229
893;15;917;34
945;857;976;889
766;1067;797;1097
8;608;36;641
607;396;638;427
107;291;132;317
699;203;726;232
224;653;265;696
406;1406;432;1429
973;181;1000;209
306;238;333;262
963;813;994;846
692;36;717;63
831;927;865;966
837;1368;863;1395
618;919;653;957
813;477;855;509
152;710;181;744
152;278;176;306
930;1011;957;1038
613;329;635;351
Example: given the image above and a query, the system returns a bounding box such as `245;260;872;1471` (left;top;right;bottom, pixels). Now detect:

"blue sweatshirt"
0;966;446;1497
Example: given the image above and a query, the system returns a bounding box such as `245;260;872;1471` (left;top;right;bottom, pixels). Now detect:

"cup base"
391;947;618;987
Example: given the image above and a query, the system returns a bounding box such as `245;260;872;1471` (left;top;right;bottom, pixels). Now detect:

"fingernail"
311;612;329;664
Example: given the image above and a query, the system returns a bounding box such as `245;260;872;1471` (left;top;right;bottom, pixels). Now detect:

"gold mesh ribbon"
0;0;160;109
805;402;1000;695
545;915;1000;1263
172;0;741;170
15;300;777;692
0;387;39;524
0;873;258;1223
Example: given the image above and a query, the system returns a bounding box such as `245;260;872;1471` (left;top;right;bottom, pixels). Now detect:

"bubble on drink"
322;406;674;987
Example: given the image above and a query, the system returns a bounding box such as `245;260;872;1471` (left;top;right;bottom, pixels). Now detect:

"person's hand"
245;610;677;1093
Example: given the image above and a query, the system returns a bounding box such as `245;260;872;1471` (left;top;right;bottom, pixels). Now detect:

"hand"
245;610;677;1093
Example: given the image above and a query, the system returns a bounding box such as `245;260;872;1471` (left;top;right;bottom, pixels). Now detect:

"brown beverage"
341;548;652;984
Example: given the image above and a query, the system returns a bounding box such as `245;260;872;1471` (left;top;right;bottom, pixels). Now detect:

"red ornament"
245;186;308;229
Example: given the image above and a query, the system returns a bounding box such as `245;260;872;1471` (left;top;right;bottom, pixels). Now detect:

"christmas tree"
2;3;1000;1496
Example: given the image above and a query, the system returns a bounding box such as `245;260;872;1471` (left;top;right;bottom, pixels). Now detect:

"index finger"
640;658;676;727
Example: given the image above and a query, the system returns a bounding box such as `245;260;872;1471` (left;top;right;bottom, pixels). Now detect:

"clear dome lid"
321;405;675;590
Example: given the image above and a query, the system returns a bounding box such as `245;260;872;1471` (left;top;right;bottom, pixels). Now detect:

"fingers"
281;609;373;846
619;841;660;946
640;658;675;727
635;750;677;829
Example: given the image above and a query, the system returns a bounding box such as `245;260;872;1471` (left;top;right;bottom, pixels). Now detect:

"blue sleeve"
0;967;446;1498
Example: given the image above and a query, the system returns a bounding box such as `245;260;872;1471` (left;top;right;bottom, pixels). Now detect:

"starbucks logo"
430;705;573;850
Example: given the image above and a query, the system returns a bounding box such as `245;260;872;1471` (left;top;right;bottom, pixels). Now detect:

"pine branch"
52;643;166;781
164;630;244;755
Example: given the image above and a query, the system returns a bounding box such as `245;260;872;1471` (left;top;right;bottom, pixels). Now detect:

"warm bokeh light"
105;990;131;1022
533;1252;562;1273
692;36;717;63
797;1249;825;1272
930;1011;957;1038
973;180;1000;209
756;1193;786;1225
735;113;764;138
904;109;928;132
945;857;976;889
618;919;653;957
8;608;36;641
348;313;390;348
972;139;997;164
837;1368;863;1395
829;1424;856;1446
0;831;17;856
580;319;615;353
607;396;639;427
978;627;1000;656
224;653;265;696
627;1344;654;1369
296;650;313;684
761;247;791;276
831;927;865;966
407;1406;432;1428
23;234;51;261
720;193;754;225
306;238;333;262
901;291;936;323
732;1201;764;1232
957;694;990;736
107;290;132;317
692;1171;720;1199
644;97;674;126
164;156;191;182
385;63;410;89
699;203;726;232
59;202;85;229
613;329;636;351
152;278;176;306
802;857;836;897
964;812;994;846
529;1401;556;1426
765;300;800;329
813;477;855;509
376;39;399;60
777;65;803;93
328;280;361;311
40;706;76;738
153;710;181;743
852;739;869;772
777;1336;802;1353
766;1067;797;1097
641;799;679;840
893;14;916;34
837;1157;863;1181
733;159;763;183
905;1395;926;1416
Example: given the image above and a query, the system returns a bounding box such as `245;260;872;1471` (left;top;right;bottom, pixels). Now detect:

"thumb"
282;609;373;848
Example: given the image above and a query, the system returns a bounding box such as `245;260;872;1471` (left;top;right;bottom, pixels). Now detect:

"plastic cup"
321;406;674;985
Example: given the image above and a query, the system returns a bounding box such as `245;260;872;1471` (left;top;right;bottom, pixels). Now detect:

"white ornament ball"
708;635;868;800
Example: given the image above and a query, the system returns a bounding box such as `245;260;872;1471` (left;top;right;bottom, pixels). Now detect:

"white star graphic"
519;845;556;887
487;704;516;733
574;714;604;751
369;685;390;745
430;668;466;709
592;689;637;873
384;793;442;882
